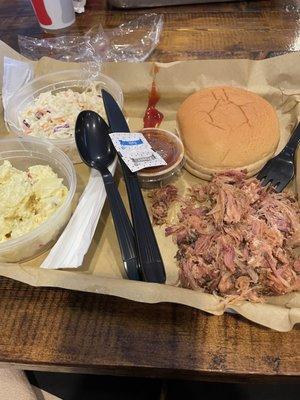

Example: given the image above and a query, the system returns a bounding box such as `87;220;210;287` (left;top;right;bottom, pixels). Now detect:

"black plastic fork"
257;123;300;192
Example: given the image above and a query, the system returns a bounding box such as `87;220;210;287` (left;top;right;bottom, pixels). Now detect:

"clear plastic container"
5;69;123;164
137;128;185;189
0;137;76;263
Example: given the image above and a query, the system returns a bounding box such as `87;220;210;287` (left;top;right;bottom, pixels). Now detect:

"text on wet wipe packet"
109;132;166;172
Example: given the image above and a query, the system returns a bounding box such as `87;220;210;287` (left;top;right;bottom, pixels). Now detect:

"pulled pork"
148;185;178;225
149;171;300;301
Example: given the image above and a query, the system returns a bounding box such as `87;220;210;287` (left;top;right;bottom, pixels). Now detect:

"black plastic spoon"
75;110;140;281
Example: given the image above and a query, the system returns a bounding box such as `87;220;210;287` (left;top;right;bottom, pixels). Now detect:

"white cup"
30;0;75;31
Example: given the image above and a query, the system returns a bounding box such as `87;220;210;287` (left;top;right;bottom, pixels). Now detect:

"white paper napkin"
2;57;34;122
41;160;117;269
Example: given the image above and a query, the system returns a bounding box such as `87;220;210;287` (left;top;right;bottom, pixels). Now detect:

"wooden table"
0;0;299;381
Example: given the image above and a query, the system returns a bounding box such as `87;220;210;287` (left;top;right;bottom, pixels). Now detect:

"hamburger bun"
177;86;280;179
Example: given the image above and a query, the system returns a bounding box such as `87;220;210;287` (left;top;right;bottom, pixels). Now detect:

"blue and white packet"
109;132;167;172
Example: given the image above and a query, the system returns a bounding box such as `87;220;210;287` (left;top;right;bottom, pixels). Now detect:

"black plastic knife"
102;89;166;284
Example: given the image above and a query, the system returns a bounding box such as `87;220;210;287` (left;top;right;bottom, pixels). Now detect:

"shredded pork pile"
149;171;300;301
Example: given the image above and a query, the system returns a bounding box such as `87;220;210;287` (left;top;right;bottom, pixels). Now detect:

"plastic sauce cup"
137;128;185;188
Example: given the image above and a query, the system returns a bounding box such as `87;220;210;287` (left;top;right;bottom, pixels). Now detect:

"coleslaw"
20;85;106;139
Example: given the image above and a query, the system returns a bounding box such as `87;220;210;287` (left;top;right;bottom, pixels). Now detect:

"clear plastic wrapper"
18;27;109;64
73;0;86;13
18;14;164;63
101;13;164;62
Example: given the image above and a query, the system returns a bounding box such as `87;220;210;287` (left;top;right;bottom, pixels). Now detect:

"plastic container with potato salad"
0;137;76;263
5;69;123;164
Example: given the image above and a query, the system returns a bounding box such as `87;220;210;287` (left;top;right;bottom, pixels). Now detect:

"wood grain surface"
1;0;300;61
0;277;299;381
0;0;299;379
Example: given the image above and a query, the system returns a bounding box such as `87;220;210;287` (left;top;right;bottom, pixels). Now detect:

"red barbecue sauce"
143;67;164;128
140;129;182;174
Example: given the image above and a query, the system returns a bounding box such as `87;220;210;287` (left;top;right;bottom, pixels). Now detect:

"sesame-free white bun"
177;86;280;180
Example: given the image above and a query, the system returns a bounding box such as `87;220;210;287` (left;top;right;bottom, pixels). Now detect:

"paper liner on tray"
0;41;300;331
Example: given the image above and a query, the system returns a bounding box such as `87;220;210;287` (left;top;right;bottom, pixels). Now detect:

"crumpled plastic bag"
18;13;164;63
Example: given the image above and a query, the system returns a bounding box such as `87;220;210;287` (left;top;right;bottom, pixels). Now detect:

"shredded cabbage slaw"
21;85;105;140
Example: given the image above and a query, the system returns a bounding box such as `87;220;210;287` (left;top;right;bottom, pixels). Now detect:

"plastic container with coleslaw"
5;70;123;164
